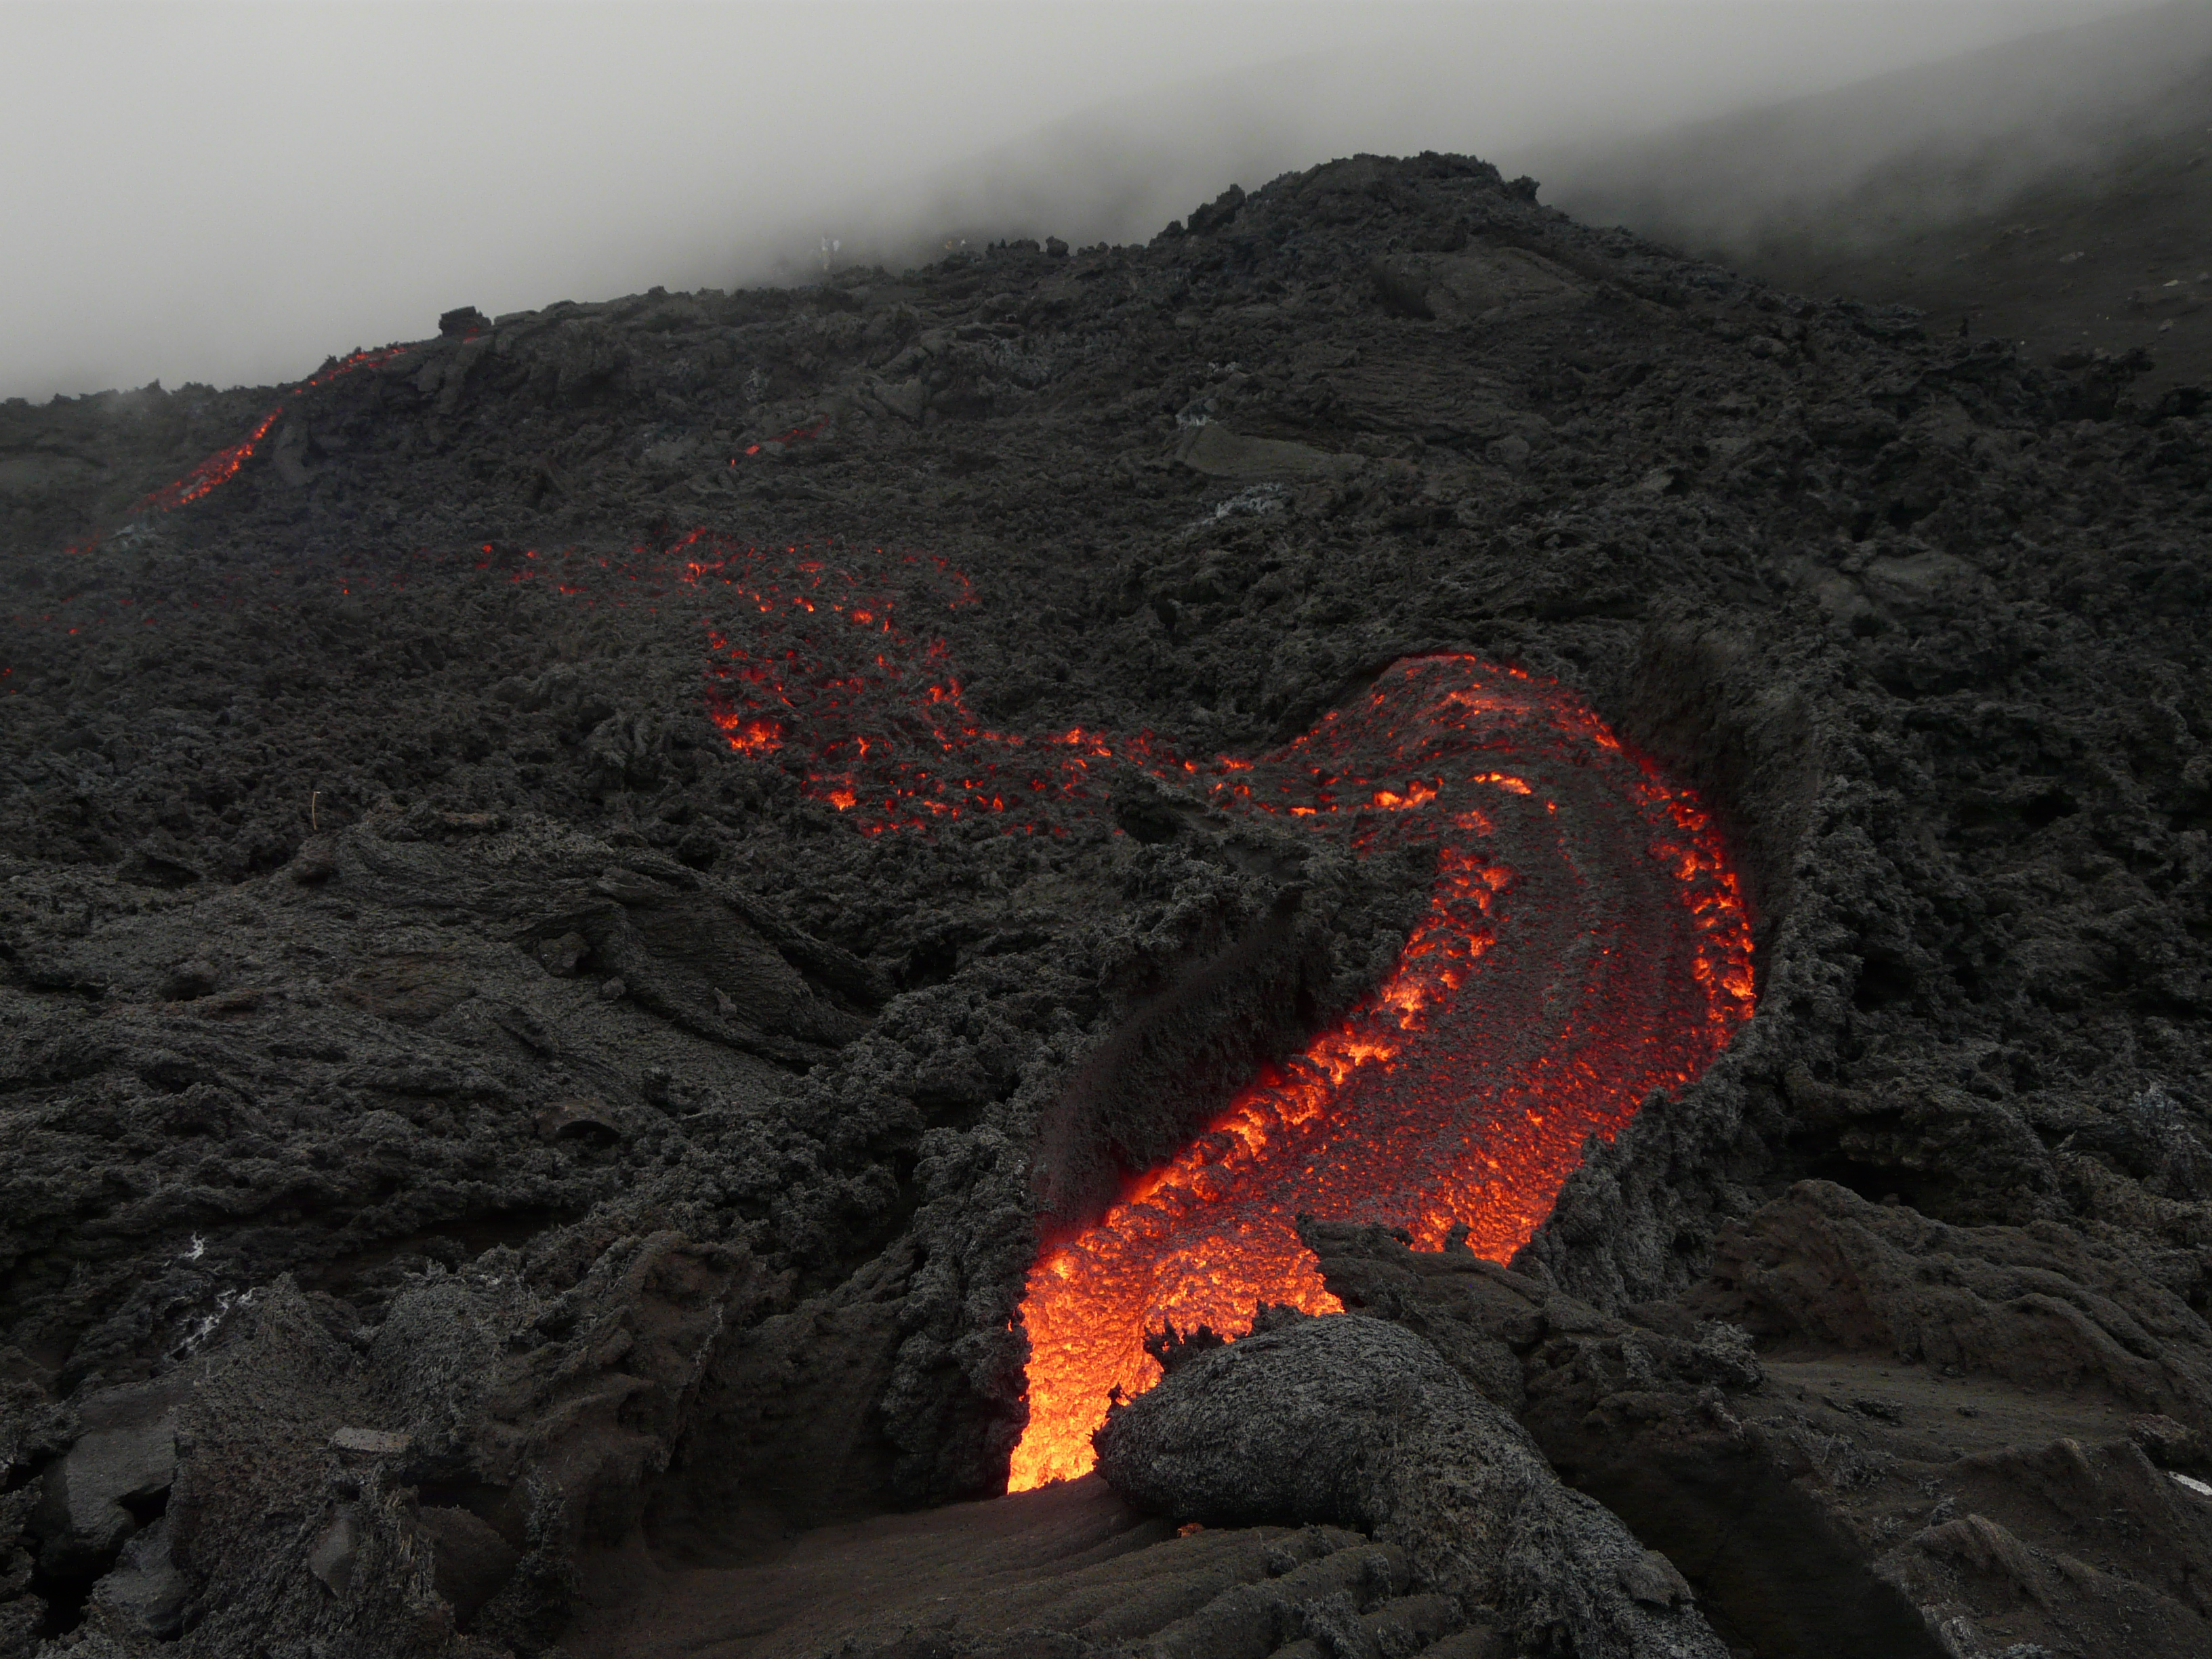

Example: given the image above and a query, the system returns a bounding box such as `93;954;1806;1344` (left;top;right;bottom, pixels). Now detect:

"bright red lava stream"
63;347;408;555
661;539;1757;1491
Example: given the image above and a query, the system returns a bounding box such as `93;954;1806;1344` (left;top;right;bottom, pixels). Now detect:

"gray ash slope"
1;151;2210;1658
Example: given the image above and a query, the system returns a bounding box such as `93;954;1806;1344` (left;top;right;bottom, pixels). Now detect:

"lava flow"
64;346;408;554
26;508;1755;1487
1005;657;1754;1488
660;540;1755;1493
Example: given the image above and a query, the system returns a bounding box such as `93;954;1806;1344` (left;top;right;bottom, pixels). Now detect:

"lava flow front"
640;541;1754;1492
1004;657;1755;1490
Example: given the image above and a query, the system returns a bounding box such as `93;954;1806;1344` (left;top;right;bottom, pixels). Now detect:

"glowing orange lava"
1002;657;1754;1486
653;542;1755;1492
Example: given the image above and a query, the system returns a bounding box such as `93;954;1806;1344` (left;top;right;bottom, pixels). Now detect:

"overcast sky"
0;0;2160;402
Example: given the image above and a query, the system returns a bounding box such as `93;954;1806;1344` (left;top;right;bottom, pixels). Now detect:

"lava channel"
561;539;1756;1491
64;346;408;555
1004;656;1755;1489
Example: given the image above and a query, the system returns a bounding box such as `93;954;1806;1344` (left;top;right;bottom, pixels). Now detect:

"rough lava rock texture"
2;148;2211;1658
1306;1215;2212;1659
1093;1309;1728;1659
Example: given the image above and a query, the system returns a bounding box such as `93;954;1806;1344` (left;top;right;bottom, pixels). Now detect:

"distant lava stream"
667;544;1757;1494
59;348;412;558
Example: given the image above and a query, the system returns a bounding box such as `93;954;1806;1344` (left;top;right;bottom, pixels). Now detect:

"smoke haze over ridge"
1534;0;2212;256
0;0;2177;403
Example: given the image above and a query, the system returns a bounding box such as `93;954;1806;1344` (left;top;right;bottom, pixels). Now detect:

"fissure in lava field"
666;540;1757;1492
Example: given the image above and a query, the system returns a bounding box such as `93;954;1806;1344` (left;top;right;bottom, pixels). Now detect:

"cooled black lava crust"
2;153;2209;1657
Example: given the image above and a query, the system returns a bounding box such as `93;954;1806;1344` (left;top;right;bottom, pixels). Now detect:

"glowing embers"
1004;656;1756;1490
682;535;1172;835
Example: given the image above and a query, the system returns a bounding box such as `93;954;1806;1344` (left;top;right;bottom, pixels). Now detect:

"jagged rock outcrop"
1094;1311;1727;1659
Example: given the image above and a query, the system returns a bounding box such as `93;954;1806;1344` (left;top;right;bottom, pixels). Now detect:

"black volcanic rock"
1094;1309;1729;1659
1303;1213;2212;1659
1;148;2209;1656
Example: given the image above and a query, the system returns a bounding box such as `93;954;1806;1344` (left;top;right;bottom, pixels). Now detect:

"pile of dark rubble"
3;151;2211;1658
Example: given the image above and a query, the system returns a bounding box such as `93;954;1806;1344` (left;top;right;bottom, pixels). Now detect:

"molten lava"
65;346;409;554
662;541;1754;1491
1004;658;1754;1488
28;518;1752;1494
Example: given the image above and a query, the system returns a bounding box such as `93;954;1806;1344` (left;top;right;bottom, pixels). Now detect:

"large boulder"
1092;1311;1727;1659
32;1376;186;1582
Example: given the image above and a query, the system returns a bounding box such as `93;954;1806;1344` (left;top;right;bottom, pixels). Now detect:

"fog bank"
0;1;2156;403
1535;0;2212;258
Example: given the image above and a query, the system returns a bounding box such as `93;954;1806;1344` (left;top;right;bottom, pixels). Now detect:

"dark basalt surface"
1094;1308;1729;1659
1;151;2209;1658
